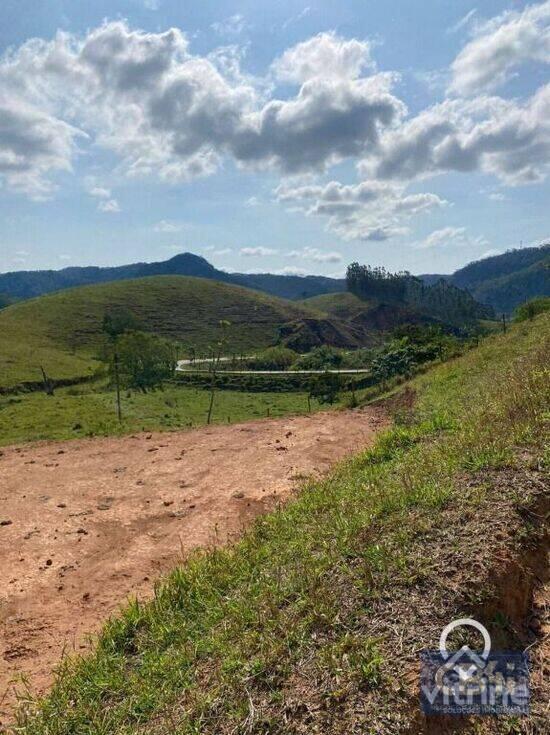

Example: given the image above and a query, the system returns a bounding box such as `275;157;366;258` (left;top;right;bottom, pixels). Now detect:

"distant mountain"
421;243;549;314
0;252;344;303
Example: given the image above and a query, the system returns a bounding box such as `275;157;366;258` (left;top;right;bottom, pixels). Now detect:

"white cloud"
0;96;82;198
274;265;307;276
240;246;277;257
272;31;374;83
414;226;489;250
211;14;247;37
361;87;550;185
488;191;506;201
447;9;477;35
450;2;550;95
282;7;311;31
276;179;446;241
154;219;183;232
88;186;111;198
0;22;405;195
98;198;121;213
288;246;342;263
245;196;260;207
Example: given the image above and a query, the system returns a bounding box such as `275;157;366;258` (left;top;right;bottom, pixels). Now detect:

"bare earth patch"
0;406;386;720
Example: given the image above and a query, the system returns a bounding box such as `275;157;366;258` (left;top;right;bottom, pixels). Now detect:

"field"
0;383;328;446
0;276;313;391
9;313;549;734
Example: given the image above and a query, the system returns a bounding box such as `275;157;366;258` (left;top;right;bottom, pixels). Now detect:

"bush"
514;297;550;322
243;347;297;371
293;346;344;371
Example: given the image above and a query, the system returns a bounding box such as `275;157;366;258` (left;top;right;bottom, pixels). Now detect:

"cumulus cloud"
0;96;81;198
361;86;550;185
272;31;374;83
450;1;550;95
0;22;405;195
240;246;277;257
276;179;446;241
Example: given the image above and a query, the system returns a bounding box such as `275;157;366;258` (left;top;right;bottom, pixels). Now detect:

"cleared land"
0;276;314;390
7;313;547;735
0;406;386;720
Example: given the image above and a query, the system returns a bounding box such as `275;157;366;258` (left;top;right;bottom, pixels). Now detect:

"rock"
0;520;13;527
232;491;245;499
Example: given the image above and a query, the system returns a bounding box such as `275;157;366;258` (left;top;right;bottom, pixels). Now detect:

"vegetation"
347;262;493;325
237;346;297;371
514;295;550;322
0;383;324;447
113;331;177;393
13;313;548;734
0;252;344;303
0;276;313;391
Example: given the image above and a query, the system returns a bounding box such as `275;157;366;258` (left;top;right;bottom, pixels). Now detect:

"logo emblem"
420;617;530;715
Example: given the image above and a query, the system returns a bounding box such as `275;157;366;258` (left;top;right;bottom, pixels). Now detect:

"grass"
10;313;550;734
0;276;313;390
299;291;373;320
0;383;332;446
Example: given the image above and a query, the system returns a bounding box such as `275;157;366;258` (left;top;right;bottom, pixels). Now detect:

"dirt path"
0;406;386;721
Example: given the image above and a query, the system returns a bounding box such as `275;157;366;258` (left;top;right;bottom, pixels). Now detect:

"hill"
0;276;315;390
421;243;550;313
0;252;344;303
13;313;549;734
300;292;444;333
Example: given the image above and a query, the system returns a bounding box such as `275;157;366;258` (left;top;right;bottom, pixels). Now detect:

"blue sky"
0;0;548;277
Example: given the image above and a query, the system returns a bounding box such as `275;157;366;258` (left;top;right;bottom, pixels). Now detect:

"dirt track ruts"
0;406;386;721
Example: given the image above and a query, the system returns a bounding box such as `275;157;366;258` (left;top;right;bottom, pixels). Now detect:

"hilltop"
0;276;315;390
421;242;549;313
0;252;344;303
1;246;548;314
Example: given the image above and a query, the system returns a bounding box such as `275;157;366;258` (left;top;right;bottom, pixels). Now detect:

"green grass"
299;291;373;320
0;383;329;446
0;276;314;390
11;314;550;734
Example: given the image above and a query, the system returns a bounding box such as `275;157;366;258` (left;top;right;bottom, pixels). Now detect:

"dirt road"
0;406;386;721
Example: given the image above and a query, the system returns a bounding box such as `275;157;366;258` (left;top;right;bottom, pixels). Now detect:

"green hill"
14;314;549;734
421;243;550;313
0;276;314;391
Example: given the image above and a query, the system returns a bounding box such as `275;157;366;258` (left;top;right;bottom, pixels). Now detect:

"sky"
0;1;549;278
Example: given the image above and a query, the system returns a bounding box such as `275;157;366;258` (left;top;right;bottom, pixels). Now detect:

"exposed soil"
0;406;386;720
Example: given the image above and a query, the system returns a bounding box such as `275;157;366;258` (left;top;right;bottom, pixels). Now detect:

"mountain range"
0;243;548;313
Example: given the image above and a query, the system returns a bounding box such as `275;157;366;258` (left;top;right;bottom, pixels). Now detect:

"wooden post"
114;350;122;423
502;313;507;333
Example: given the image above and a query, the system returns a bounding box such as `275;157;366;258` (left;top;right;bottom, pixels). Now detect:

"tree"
206;320;231;424
102;307;141;421
115;331;177;392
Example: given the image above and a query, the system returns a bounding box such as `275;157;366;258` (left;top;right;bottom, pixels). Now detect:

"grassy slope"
0;384;326;447
0;276;313;390
299;292;373;320
13;314;549;734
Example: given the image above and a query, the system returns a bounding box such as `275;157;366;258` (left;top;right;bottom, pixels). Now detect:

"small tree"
102;308;141;421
